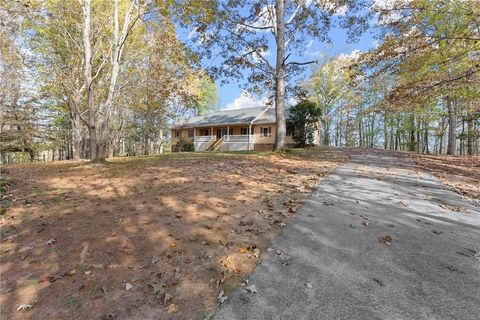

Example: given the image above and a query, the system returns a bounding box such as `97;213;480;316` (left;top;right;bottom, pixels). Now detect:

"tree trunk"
409;113;416;152
81;0;99;162
358;120;363;147
71;99;82;160
423;120;429;154
467;106;474;155
274;0;286;151
383;112;388;149
144;134;149;155
446;96;456;155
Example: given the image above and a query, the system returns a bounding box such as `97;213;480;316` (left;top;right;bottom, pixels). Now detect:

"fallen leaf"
378;235;393;245
151;256;159;264
245;284;257;293
80;243;89;265
164;293;173;304
17;304;33;311
125;283;133;291
167;303;177;314
217;290;228;304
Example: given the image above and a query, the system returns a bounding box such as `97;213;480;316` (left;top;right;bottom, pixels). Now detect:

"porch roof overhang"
172;122;253;130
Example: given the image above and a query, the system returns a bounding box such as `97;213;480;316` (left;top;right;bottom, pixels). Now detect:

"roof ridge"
250;106;273;125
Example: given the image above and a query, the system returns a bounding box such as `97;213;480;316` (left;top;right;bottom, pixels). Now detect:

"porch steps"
207;136;225;151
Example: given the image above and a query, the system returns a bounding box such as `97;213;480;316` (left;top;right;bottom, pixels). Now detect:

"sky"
178;3;379;112
220;25;377;110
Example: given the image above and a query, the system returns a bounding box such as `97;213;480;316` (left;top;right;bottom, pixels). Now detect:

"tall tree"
78;0;145;162
184;0;368;150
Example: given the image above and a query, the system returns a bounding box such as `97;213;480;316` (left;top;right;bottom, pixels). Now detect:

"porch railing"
194;134;255;151
194;135;216;152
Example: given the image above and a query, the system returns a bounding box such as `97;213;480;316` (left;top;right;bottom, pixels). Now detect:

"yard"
411;153;480;200
0;148;346;319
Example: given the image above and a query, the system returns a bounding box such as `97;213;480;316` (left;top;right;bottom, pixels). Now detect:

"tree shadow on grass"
0;148;346;320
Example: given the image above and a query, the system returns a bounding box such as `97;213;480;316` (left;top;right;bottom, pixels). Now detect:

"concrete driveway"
215;151;480;320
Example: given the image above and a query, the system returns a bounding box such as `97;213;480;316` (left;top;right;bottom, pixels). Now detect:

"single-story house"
171;106;318;152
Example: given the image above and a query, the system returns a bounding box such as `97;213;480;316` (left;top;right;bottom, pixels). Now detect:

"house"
171;106;318;152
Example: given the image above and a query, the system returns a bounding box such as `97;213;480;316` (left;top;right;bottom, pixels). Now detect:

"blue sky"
218;25;376;110
178;5;378;111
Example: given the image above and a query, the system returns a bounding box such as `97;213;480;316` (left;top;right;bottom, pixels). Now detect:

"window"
240;127;250;135
188;129;194;137
261;127;271;137
203;129;210;136
175;130;180;138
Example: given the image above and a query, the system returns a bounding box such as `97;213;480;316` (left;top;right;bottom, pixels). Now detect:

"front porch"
193;125;255;152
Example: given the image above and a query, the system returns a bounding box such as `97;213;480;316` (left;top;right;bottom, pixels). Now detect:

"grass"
1;146;347;319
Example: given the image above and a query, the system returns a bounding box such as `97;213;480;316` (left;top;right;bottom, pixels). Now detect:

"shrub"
176;139;194;152
288;100;321;147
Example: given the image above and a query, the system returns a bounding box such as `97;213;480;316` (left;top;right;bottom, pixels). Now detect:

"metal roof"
254;106;277;124
172;106;274;128
171;106;293;129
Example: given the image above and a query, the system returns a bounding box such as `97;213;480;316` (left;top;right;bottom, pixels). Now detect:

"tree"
305;54;357;145
352;0;480;155
288;100;321;147
184;0;368;150
27;0;87;160
77;0;151;162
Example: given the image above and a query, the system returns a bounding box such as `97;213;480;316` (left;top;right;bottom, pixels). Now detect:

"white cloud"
224;91;268;110
287;97;298;107
337;49;361;62
306;50;325;59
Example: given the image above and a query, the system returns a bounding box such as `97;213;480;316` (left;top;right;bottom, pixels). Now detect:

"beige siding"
252;124;295;144
171;129;193;145
173;123;301;152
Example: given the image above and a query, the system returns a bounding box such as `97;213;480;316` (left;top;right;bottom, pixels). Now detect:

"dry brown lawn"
0;147;346;320
411;153;480;200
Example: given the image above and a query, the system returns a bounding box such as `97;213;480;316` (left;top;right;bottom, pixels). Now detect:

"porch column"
227;126;230;151
193;128;196;152
248;124;252;151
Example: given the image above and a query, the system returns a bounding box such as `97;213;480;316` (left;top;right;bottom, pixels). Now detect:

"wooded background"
1;0;478;163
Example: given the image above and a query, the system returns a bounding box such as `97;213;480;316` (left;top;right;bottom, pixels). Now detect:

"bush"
176;139;194;152
288;100;321;147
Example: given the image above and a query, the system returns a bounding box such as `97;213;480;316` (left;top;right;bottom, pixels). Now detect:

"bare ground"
0;148;346;320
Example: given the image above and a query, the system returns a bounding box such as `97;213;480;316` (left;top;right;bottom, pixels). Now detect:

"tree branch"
287;60;317;66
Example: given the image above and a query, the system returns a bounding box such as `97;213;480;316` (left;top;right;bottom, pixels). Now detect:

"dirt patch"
0;147;346;320
411;153;480;200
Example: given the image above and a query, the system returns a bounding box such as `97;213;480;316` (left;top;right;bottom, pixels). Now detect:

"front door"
216;128;228;139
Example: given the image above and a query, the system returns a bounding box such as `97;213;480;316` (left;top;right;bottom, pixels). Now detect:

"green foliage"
288;100;321;147
176;139;194;152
